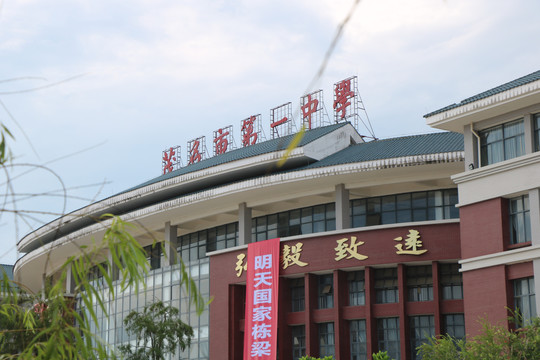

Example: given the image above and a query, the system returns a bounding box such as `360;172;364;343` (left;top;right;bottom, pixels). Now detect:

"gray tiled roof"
301;131;463;169
126;122;349;192
424;70;540;117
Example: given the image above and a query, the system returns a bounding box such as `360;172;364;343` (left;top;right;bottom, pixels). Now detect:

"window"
535;114;540;151
318;274;334;309
88;262;108;287
377;317;400;360
350;320;367;360
440;263;463;300
443;314;465;340
179;222;238;259
480;119;525;166
291;325;306;360
514;277;537;327
291;278;305;312
407;266;433;302
143;244;161;270
252;203;336;240
348;271;365;306
410;315;434;360
374;268;398;304
350;189;458;228
509;195;531;244
319;322;335;357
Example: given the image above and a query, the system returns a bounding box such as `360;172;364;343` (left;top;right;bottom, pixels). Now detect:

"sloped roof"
424;70;540;117
127;122;349;192
301;131;463;169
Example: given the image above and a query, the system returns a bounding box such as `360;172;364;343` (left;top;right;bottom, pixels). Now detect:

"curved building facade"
14;70;540;359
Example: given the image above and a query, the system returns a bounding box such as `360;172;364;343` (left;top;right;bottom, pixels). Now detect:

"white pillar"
335;183;350;230
164;221;179;266
239;202;252;245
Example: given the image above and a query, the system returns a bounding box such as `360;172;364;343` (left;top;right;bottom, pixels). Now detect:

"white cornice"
460;245;540;272
452;152;540;184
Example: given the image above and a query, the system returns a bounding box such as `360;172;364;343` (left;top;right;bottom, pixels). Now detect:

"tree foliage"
119;300;194;360
418;317;540;360
0;215;208;359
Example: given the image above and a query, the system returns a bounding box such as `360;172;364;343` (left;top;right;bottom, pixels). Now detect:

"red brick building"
14;70;540;360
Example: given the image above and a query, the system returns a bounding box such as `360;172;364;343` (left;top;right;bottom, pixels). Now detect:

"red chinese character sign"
241;115;264;147
244;238;280;360
213;125;235;156
187;136;207;165
333;76;357;121
300;90;328;130
162;146;181;174
270;102;295;139
333;76;377;140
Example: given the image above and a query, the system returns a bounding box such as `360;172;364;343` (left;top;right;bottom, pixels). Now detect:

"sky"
1;0;540;265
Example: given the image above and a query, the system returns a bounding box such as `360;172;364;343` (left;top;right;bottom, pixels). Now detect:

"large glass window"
509;195;531;244
377;317;400;360
318;274;334;309
480;119;525;166
407;266;433;302
351;189;458;228
253;203;335;241
443;314;465;340
291;325;306;360
410;315;435;360
319;322;335;357
178;222;238;259
291;278;305;312
375;268;398;304
350;320;367;360
440;263;463;300
348;271;365;306
514;277;537;327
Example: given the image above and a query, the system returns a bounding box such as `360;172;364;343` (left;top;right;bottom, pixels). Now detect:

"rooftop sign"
161;76;375;174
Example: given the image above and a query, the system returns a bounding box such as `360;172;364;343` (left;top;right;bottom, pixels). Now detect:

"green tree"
0;214;208;359
372;350;392;360
119;301;194;360
418;317;540;360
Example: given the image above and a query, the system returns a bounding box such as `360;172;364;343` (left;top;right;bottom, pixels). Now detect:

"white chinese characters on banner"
244;238;279;359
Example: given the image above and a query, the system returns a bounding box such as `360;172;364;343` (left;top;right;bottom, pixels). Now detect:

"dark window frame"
407;265;433;302
318;322;335;357
318;274;334;309
509;195;531;244
479;118;525;166
409;315;435;360
348;271;366;306
350;319;367;360
374;268;398;304
514;277;537;327
351;189;459;228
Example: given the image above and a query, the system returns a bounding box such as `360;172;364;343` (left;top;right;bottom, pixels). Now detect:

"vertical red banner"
243;238;280;359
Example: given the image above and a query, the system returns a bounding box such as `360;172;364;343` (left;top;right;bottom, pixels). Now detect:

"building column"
239;202;252;245
464;124;479;170
528;188;540;314
65;264;73;295
164;221;179;266
335;183;350;230
524;114;535;154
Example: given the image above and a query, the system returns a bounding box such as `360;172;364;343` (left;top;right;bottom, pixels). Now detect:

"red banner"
243;238;280;359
